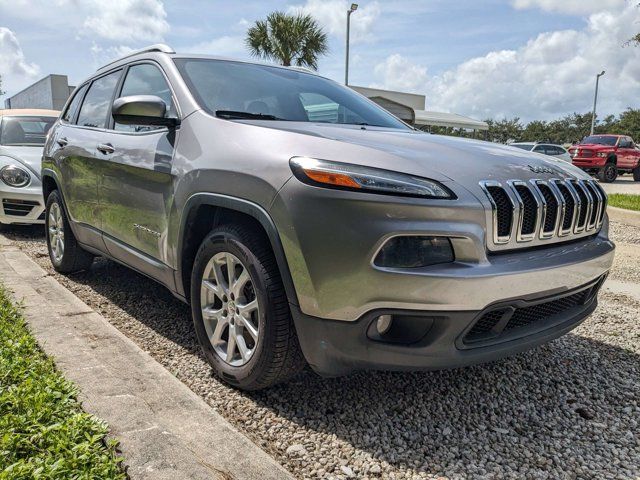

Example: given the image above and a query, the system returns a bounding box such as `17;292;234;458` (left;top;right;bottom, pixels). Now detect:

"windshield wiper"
215;110;282;121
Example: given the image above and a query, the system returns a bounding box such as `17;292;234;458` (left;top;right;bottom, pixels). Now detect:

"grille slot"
537;183;558;234
486;186;513;239
2;199;39;217
481;178;605;249
571;181;589;229
514;185;537;235
555;182;575;232
593;182;607;225
584;182;601;228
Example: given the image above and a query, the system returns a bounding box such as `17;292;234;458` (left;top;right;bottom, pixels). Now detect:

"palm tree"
246;11;328;70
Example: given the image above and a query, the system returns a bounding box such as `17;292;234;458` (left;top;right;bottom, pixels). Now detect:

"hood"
0;145;44;179
254;122;590;184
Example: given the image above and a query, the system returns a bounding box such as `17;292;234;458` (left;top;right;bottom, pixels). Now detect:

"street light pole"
345;3;358;85
590;70;605;135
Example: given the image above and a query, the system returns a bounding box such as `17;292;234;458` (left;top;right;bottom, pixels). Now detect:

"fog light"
374;236;454;268
376;314;393;335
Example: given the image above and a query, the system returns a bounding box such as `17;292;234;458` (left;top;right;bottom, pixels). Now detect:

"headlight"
0;165;31;188
289;157;455;199
596;152;607;157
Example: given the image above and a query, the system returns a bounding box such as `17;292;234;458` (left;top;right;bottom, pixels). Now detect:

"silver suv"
43;45;615;390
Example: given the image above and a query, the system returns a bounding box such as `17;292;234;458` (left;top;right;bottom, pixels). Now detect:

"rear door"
97;62;178;265
55;70;123;234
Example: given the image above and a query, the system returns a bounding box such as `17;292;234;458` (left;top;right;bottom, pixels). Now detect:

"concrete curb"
0;240;293;480
607;206;640;228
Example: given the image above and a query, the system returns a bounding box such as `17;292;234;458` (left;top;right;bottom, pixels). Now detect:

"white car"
0;109;59;230
510;142;572;163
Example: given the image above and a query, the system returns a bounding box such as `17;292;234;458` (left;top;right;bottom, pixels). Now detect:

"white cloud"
288;0;381;43
82;0;169;42
512;0;625;15
89;43;136;69
372;54;427;93
0;28;39;94
0;0;169;42
372;4;640;122
183;35;248;59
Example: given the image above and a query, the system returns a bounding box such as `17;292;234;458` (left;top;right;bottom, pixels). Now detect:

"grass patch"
608;193;640;212
0;286;125;479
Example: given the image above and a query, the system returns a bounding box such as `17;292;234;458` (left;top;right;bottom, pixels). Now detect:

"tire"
191;223;305;390
45;190;94;273
597;163;617;183
634;165;640;182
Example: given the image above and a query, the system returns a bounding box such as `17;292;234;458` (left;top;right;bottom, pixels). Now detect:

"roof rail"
98;44;175;71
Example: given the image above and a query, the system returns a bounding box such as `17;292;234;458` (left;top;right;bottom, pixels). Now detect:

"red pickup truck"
569;134;640;183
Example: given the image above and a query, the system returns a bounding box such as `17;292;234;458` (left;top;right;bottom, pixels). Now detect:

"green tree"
609;108;640;140
246;11;328;69
485;117;524;143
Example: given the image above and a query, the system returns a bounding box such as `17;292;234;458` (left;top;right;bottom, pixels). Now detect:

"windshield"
580;135;618;146
0;116;56;146
511;144;534;151
174;58;410;130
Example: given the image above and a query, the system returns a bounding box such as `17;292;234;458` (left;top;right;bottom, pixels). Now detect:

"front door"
618;137;638;170
98;62;178;265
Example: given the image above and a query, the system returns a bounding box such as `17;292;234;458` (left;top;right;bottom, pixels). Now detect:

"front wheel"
597;163;617;183
190;224;305;390
45;190;94;273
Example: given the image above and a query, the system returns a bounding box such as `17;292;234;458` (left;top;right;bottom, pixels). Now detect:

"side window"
532;145;544;153
62;84;88;124
76;70;122;128
114;64;174;132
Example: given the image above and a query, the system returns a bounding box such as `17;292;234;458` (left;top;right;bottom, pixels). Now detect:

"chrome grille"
480;178;606;250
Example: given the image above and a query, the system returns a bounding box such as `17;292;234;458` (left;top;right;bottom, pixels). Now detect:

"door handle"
56;137;68;147
97;143;115;154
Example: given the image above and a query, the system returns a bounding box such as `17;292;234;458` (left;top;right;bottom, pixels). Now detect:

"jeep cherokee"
42;45;615;390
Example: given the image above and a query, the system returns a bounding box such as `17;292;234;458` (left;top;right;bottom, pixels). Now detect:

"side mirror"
112;95;178;127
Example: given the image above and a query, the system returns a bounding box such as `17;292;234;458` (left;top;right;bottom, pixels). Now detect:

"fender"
175;192;300;307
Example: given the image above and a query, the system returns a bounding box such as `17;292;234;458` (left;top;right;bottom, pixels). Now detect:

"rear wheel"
45;190;94;273
191;223;305;390
597;163;617;183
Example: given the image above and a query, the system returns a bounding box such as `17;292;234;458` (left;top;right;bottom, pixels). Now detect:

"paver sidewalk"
0;235;293;480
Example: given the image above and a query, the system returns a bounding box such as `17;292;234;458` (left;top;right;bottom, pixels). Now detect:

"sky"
0;0;638;123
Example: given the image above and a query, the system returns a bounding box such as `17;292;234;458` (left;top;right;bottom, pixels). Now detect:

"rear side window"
115;64;174;132
76;70;122;128
62;84;88;124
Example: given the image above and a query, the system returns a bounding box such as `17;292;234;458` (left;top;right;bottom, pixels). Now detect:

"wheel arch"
176;193;299;307
41;168;61;202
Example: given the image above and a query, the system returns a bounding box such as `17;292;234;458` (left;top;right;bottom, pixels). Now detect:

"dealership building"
3;74;75;111
4;74;488;133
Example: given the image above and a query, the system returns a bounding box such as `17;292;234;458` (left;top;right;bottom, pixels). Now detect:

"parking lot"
0;215;637;479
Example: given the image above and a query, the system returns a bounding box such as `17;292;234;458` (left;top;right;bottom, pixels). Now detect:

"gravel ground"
2;223;639;479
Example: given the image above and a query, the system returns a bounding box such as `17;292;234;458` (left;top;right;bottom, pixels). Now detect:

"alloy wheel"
48;202;65;263
200;252;260;367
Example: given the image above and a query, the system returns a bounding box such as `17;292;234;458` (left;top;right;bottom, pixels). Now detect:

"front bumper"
272;180;615;375
572;158;605;169
0;184;45;225
292;274;607;376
